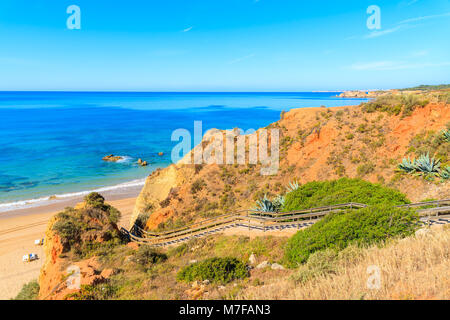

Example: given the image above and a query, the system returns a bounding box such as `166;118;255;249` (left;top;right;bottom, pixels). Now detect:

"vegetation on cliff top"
361;94;429;117
284;204;419;266
177;257;248;284
282;178;409;212
400;84;450;91
52;192;124;257
399;125;450;181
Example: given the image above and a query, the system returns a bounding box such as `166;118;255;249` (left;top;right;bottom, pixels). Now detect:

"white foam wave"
115;156;133;163
0;178;146;213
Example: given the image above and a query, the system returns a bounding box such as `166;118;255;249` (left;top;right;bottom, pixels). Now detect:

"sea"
0;91;368;212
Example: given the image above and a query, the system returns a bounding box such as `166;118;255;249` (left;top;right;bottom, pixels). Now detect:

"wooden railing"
121;199;450;246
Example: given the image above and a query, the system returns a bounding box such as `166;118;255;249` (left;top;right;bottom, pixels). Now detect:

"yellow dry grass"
237;225;450;300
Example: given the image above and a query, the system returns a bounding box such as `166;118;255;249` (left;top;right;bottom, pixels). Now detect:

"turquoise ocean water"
0;92;368;211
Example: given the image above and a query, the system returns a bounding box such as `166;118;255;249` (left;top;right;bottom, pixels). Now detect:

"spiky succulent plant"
254;195;276;212
442;129;450;142
398;157;417;173
254;194;284;213
440;166;450;180
415;153;441;175
286;180;300;193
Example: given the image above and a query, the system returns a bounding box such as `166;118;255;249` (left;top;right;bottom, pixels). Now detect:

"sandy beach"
0;196;137;300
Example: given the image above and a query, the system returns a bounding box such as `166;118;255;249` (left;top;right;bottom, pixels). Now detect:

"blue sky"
0;0;449;91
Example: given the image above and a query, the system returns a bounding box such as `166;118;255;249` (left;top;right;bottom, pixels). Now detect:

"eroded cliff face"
38;198;122;300
38;215;67;299
131;102;450;230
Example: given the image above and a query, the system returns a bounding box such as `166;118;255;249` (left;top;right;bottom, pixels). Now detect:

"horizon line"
0;89;384;93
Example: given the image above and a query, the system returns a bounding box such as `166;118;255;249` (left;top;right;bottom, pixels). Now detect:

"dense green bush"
177;257;248;284
52;208;84;246
284;204;419;266
84;192;121;224
52;193;123;255
14;280;40;300
84;192;106;208
282;178;409;211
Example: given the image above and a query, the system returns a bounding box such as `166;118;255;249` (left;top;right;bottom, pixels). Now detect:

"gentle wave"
115;156;133;163
0;178;146;213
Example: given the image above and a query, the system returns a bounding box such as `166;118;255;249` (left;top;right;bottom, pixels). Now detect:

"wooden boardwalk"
120;199;450;247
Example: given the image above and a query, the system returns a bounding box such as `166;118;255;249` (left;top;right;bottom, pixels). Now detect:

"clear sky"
0;0;449;91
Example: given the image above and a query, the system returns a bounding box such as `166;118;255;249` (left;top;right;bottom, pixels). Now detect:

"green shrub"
52;198;123;255
291;249;338;284
361;94;429;116
408;130;449;165
133;245;167;268
65;283;118;300
284;204;419;266
84;192;106;208
83;192;121;223
191;179;206;194
134;212;150;231
356;163;375;177
52;210;83;246
177;257;248;284
107;207;121;224
443;129;450;142
14;280;40;300
283;178;409;211
167;243;188;258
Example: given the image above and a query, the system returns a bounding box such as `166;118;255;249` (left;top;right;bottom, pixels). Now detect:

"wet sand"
0;196;137;300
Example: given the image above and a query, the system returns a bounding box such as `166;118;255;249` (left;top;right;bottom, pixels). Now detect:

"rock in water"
102;154;123;162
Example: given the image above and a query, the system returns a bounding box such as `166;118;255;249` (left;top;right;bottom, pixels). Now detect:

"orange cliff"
130;102;449;231
38;200;122;300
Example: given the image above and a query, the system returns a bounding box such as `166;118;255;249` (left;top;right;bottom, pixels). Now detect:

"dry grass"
237;225;450;300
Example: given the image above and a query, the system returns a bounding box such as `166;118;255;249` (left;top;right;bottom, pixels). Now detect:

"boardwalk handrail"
124;199;450;245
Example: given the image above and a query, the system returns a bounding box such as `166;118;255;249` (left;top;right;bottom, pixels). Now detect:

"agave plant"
254;194;277;212
254;194;285;213
415;153;441;175
286;180;300;193
442;129;450;142
398;157;417;173
440;166;450;180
